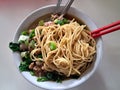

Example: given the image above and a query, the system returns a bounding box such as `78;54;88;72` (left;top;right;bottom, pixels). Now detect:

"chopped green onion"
56;20;64;25
21;31;28;35
37;77;48;82
39;20;44;26
63;18;69;24
49;41;57;50
54;18;69;25
29;29;35;38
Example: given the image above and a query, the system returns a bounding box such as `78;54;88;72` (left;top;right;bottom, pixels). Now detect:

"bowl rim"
12;4;103;90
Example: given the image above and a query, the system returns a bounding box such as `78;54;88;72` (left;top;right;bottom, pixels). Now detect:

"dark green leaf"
19;61;30;72
45;72;63;83
9;42;20;52
19;52;32;72
23;52;32;63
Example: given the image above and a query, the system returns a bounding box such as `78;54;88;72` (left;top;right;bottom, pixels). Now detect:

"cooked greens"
9;42;20;52
37;72;63;83
29;29;35;38
19;61;30;72
19;52;32;72
21;31;28;35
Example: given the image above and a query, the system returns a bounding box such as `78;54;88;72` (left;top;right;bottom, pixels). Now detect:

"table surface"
0;0;120;90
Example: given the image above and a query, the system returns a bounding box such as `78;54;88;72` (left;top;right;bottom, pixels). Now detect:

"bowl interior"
13;5;102;90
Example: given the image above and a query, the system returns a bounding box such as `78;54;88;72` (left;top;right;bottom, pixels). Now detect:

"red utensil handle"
91;20;120;38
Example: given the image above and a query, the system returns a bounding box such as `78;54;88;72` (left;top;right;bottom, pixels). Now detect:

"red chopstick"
91;20;120;38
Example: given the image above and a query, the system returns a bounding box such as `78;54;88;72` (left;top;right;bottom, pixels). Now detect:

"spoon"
54;0;62;14
61;0;74;16
54;0;74;16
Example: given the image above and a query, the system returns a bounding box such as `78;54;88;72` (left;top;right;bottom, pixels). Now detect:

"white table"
0;0;120;90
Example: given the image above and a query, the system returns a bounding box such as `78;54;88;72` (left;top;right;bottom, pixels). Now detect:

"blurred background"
0;0;120;90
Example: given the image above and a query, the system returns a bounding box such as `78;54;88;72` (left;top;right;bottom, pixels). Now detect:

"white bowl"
13;5;103;90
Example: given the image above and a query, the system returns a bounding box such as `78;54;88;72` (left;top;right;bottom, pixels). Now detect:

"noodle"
30;21;96;77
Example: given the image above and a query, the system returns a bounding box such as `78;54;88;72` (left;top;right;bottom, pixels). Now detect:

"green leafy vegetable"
19;52;32;72
37;77;48;82
46;72;63;83
50;41;57;50
19;61;30;72
39;20;44;26
36;72;64;83
21;31;28;35
29;29;35;38
23;52;31;62
9;42;20;52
